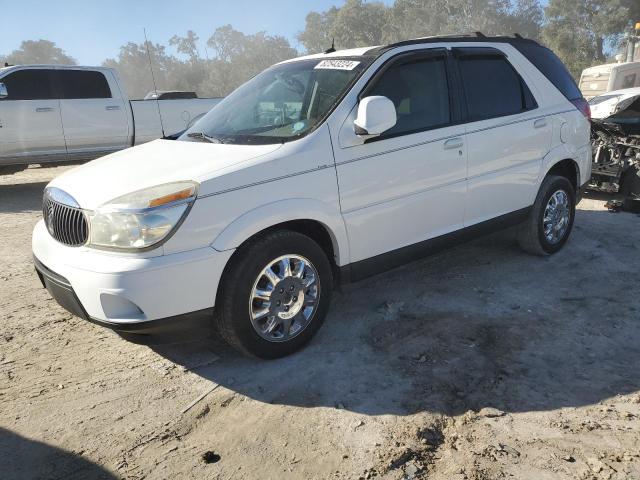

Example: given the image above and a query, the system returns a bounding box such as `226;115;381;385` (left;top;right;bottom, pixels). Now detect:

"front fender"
211;198;350;266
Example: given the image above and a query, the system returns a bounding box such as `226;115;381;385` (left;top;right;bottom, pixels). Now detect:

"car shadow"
0;428;116;480
137;207;640;418
0;181;48;214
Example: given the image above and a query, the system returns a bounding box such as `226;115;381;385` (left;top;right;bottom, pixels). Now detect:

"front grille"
43;197;89;247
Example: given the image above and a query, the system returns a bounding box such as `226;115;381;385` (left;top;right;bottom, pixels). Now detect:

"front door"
333;49;468;268
0;68;66;164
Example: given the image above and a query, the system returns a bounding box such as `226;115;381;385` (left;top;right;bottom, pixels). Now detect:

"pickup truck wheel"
517;175;575;256
215;230;333;358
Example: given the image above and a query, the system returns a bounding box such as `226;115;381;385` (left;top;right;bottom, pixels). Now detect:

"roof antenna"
324;38;336;54
514;33;523;39
143;28;166;138
475;31;486;38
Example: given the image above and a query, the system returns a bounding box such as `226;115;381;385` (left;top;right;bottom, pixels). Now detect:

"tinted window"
57;70;111;99
514;43;582;101
367;55;450;137
1;69;55;100
621;73;637;89
458;56;533;120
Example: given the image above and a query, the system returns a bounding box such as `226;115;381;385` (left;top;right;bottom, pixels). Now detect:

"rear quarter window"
514;43;582;101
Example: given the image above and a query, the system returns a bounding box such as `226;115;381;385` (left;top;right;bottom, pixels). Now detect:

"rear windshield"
514;43;582;101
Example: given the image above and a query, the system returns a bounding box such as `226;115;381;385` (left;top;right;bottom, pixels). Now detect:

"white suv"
33;35;591;358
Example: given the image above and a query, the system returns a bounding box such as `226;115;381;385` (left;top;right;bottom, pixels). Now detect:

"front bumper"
32;220;234;328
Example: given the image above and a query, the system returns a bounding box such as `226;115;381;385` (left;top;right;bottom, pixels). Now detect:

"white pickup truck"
0;65;221;173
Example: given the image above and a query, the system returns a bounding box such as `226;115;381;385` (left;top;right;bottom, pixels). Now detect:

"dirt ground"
1;164;640;480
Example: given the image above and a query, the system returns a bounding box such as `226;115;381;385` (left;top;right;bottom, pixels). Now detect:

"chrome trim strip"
341;177;467;214
197;164;334;199
335;109;575;168
194;108;575;199
45;187;81;208
466;156;542;182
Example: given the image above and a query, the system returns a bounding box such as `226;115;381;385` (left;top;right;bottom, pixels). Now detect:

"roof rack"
369;32;539;56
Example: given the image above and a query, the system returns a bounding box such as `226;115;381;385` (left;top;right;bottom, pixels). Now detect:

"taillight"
571;98;591;119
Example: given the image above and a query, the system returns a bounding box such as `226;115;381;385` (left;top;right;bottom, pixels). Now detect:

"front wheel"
517;175;576;256
214;230;333;358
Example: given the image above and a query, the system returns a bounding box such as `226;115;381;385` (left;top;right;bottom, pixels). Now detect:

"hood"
589;88;640;119
48;139;282;209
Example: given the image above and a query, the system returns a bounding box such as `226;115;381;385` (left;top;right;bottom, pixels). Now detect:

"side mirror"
353;96;396;137
0;83;7;99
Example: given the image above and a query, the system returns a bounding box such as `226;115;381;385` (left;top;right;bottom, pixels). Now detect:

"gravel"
1;164;639;479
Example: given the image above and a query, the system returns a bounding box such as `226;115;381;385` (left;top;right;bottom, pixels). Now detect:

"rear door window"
456;52;536;121
1;69;56;100
57;70;112;99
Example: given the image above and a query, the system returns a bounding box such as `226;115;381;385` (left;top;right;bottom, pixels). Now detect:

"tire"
0;164;26;176
214;230;333;359
517;175;576;256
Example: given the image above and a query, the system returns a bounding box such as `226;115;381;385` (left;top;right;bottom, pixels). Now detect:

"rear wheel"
517;175;576;256
215;230;333;358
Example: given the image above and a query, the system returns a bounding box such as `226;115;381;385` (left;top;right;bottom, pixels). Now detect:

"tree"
542;0;640;78
297;8;340;53
103;41;181;99
1;40;76;65
298;0;543;54
298;0;388;52
204;25;298;96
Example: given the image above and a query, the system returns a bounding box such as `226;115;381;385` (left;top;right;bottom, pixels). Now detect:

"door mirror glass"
353;96;397;137
0;83;7;99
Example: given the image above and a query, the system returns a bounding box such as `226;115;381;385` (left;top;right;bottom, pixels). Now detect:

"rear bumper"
32;219;234;327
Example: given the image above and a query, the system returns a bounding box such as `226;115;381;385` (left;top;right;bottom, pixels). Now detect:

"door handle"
106;105;121;111
35;107;54;113
534;118;547;129
444;137;464;150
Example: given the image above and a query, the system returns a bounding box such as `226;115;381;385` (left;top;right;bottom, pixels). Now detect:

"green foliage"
1;40;76;66
4;1;639;97
103;26;298;99
542;0;639;78
298;0;544;52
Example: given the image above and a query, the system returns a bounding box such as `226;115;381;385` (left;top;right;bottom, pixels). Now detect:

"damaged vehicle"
590;88;640;211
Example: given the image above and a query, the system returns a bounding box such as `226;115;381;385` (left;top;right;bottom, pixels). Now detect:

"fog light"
100;293;145;320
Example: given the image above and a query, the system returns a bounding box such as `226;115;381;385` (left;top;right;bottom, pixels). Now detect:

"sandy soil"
1;165;640;480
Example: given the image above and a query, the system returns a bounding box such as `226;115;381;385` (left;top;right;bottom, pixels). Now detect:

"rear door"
0;68;66;164
454;47;551;226
56;69;129;159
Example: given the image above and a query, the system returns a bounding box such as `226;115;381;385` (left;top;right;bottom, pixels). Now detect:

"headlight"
88;181;198;250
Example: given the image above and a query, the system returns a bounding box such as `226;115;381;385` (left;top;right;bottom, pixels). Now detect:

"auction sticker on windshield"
314;60;360;70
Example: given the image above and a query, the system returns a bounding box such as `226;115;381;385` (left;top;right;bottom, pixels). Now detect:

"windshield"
179;57;370;145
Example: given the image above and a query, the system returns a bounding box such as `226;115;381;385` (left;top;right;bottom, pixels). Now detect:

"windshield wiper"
186;132;223;144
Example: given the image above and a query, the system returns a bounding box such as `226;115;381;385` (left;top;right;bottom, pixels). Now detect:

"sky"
2;0;393;65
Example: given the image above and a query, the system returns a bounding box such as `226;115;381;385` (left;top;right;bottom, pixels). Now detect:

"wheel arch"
545;158;579;192
539;145;582;192
211;199;350;268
